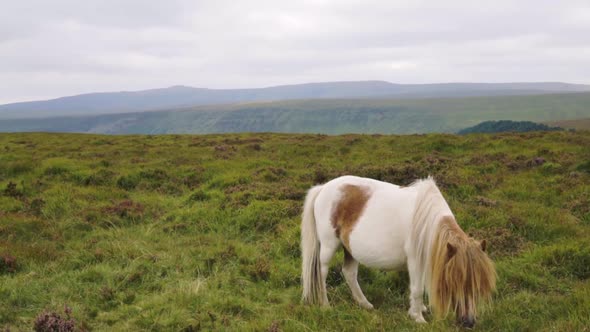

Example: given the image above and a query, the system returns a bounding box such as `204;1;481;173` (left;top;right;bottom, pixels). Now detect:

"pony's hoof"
360;301;374;310
408;309;426;323
415;317;427;323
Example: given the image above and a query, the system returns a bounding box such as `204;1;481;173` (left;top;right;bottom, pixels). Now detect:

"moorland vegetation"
1;131;589;331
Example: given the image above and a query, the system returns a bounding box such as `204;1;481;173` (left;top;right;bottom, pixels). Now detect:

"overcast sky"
1;0;590;104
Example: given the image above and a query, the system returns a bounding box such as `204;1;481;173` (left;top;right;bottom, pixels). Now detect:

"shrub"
83;170;115;186
116;174;140;190
182;169;206;189
43;166;70;177
33;305;76;332
0;160;33;178
259;167;287;182
249;143;262;151
28;198;45;216
138;169;168;182
0;253;17;274
576;160;590;174
187;189;211;203
3;181;25;198
244;257;271;281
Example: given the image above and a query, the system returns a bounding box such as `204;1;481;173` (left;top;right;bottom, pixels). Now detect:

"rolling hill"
1;81;589;119
1;92;590;134
545;118;590;130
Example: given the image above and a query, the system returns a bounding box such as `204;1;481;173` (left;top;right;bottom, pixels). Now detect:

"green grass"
1;131;589;331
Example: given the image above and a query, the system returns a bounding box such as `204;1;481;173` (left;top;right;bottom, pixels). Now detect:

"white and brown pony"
301;175;496;328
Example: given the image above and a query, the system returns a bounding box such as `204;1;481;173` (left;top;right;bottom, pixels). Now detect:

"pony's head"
430;216;496;328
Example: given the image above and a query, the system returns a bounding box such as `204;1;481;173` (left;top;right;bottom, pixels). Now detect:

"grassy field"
1;131;589;331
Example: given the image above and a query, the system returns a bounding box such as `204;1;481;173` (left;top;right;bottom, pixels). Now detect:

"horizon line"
2;79;590;106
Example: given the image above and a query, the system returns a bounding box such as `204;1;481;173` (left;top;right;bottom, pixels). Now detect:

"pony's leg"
342;250;373;309
319;242;339;306
407;258;427;323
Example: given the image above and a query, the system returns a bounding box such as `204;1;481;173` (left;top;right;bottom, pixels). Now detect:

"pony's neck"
409;178;454;290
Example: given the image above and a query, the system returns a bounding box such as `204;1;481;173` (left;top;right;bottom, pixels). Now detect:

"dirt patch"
506;156;547;171
103;200;145;221
268;321;281;332
474;196;498;207
213;145;237;159
423;153;450;168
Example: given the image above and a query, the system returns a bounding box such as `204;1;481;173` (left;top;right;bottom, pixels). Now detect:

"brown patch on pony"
430;215;497;321
331;184;371;250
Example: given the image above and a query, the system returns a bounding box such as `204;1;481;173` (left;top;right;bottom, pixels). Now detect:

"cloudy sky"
1;0;590;104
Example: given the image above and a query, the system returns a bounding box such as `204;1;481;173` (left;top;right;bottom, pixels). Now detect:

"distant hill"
458;120;562;134
1;92;590;134
545;118;590;131
1;81;589;119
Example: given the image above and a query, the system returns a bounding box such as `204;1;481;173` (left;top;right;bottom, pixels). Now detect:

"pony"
301;175;496;328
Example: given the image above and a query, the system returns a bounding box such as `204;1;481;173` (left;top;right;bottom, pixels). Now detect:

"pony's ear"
480;239;487;252
446;243;457;259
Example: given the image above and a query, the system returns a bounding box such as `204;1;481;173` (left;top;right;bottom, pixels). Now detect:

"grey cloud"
1;0;589;103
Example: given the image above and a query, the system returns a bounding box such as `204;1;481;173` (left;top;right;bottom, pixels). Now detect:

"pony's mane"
409;177;453;294
409;177;496;318
429;217;496;318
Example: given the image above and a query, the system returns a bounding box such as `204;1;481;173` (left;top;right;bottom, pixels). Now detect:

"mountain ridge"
2;91;590;135
1;81;589;119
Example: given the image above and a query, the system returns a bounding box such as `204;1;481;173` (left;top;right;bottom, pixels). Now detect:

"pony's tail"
301;185;324;305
